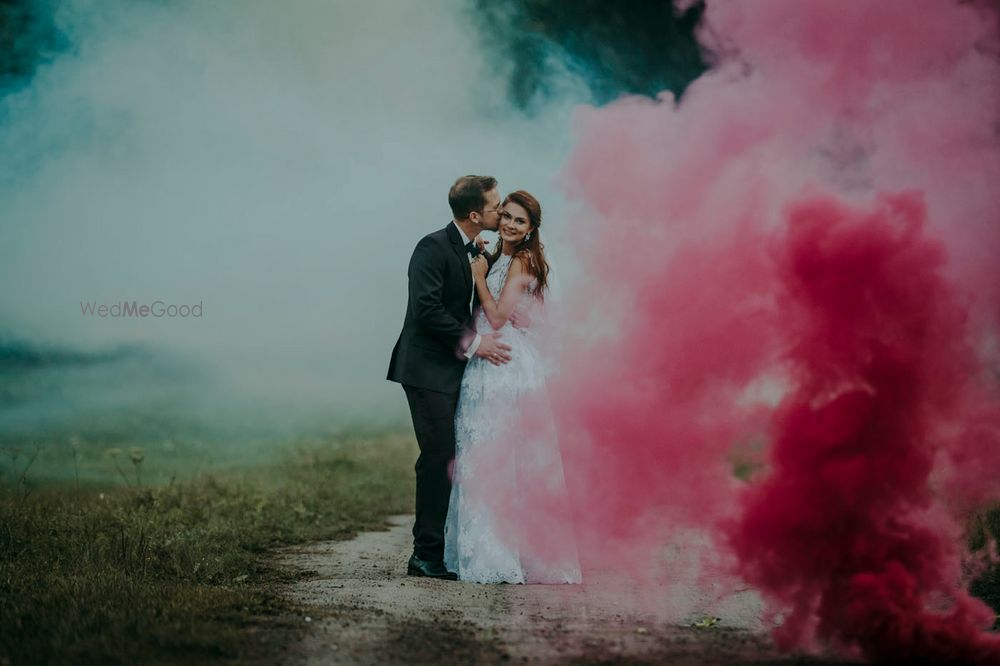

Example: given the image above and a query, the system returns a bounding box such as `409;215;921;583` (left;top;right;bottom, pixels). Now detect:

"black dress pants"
402;384;459;562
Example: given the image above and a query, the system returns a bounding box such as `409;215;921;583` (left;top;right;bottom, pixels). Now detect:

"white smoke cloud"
0;0;588;422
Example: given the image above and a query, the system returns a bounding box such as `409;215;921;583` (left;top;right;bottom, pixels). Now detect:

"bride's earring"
525;233;532;240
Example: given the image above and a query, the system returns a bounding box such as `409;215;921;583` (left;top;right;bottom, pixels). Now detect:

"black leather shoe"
407;554;458;580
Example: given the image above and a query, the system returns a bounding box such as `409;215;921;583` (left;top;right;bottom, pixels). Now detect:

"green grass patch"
0;432;416;664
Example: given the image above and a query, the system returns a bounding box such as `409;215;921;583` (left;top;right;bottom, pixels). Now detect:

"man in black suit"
387;175;513;580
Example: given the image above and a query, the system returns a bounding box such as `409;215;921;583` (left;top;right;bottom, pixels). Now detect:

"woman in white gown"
444;190;581;585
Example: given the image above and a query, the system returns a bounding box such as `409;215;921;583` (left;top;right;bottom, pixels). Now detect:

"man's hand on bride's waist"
475;332;512;366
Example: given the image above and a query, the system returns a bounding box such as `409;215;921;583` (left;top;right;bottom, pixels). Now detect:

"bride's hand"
510;301;532;330
471;255;489;280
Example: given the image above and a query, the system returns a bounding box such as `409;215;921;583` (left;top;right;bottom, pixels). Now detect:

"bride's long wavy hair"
489;190;550;301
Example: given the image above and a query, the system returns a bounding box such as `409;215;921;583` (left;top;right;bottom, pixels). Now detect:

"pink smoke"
728;192;1000;661
523;0;1000;661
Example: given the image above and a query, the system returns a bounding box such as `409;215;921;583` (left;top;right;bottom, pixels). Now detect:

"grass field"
0;432;416;665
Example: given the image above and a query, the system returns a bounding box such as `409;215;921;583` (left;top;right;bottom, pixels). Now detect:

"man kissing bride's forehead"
387;174;578;585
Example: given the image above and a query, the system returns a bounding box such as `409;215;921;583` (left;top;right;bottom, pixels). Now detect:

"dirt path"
272;515;853;664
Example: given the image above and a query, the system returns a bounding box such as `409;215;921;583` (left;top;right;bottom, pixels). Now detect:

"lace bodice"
477;253;537;329
486;253;514;298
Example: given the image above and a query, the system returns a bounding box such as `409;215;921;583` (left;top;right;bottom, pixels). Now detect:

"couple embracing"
387;175;581;585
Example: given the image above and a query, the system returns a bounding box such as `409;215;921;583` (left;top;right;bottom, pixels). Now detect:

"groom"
387;175;513;580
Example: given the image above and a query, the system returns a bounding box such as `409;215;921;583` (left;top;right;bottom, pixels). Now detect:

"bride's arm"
475;256;534;330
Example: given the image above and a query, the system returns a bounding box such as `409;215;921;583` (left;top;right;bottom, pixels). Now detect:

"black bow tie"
465;241;482;258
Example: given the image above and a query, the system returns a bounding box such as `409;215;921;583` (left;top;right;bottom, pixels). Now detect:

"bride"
443;190;581;585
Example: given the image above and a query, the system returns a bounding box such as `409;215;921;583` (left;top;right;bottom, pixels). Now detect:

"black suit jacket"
387;222;476;393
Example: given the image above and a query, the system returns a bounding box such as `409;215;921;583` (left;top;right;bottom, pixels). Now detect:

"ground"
271;515;857;665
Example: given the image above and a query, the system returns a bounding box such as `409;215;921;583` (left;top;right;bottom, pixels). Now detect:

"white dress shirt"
452;220;482;358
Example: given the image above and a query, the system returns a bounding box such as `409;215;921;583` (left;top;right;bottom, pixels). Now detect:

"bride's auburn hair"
490;190;550;300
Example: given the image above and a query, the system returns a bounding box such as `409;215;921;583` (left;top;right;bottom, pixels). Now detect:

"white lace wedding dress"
443;253;581;584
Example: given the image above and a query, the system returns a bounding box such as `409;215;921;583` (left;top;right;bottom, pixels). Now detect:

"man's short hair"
448;175;498;220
